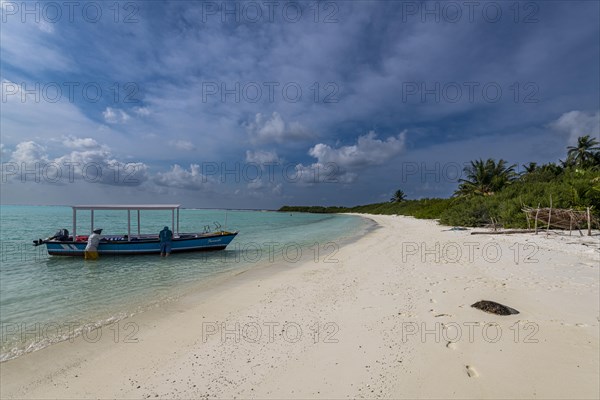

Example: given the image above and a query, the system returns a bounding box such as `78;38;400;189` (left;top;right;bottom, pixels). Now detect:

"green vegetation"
441;168;600;227
455;159;517;197
390;189;407;203
281;198;453;219
566;135;600;169
352;198;453;219
279;135;600;228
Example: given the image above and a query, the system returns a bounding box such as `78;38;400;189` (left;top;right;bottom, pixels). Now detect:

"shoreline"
1;214;598;399
0;213;375;363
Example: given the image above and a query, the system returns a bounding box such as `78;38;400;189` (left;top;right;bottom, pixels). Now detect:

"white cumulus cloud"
4;139;148;186
292;131;407;184
8;141;49;164
62;136;102;150
246;112;313;143
103;107;131;124
309;130;406;168
550;110;600;145
153;164;212;190
245;150;280;164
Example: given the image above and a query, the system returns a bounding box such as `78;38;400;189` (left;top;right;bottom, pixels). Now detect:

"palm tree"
522;162;538;174
539;162;563;175
566;135;600;168
594;152;600;169
390;189;406;203
560;157;576;169
455;159;517;197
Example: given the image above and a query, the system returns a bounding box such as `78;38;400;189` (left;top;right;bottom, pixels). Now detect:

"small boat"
33;204;238;256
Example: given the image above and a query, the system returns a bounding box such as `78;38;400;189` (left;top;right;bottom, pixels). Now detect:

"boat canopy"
72;204;180;211
71;204;181;240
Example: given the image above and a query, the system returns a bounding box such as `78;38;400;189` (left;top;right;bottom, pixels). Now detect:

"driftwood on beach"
471;230;536;235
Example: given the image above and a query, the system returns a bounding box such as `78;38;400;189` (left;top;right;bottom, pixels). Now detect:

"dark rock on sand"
471;300;519;315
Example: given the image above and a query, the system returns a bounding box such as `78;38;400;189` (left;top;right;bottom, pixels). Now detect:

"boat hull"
44;232;238;256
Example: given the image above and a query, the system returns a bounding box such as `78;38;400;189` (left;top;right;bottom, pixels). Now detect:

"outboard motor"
33;228;69;246
54;228;69;241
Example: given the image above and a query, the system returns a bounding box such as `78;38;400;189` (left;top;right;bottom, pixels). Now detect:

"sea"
0;205;371;362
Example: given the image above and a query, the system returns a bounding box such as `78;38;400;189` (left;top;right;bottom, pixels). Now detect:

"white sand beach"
1;214;599;399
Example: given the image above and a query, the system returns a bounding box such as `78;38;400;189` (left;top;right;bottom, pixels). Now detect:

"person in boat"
85;228;102;260
159;226;173;257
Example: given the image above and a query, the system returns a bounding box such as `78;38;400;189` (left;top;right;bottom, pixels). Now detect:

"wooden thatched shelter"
522;205;598;236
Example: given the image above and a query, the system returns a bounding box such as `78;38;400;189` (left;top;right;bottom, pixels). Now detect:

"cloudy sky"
1;0;599;208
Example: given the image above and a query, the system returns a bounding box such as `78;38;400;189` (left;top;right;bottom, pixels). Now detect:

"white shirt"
85;233;101;251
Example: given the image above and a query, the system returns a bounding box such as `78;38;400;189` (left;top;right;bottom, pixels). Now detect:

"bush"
279;168;600;228
439;168;600;227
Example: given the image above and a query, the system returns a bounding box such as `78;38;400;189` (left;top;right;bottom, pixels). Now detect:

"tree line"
280;135;600;228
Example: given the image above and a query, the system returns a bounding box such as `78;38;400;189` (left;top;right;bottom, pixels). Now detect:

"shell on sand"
471;300;519;315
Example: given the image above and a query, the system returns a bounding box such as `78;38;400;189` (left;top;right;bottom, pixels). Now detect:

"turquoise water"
0;205;370;361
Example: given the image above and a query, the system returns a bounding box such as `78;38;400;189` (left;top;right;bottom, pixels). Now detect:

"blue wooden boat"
33;205;238;256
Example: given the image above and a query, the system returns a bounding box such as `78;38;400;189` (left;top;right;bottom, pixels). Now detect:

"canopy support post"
176;207;180;236
172;209;175;235
73;208;77;241
91;209;94;232
127;210;131;241
137;210;141;236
